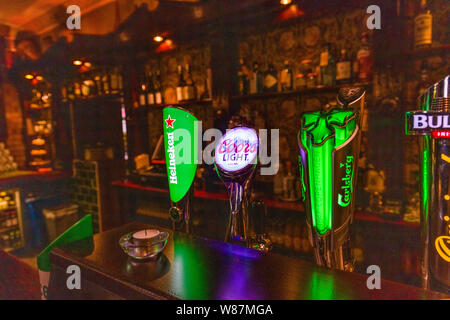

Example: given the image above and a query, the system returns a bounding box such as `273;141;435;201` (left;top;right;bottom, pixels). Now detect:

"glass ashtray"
119;230;169;261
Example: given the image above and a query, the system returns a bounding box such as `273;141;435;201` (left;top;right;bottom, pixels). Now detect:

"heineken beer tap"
214;119;270;251
406;75;450;293
298;87;365;270
163;106;199;233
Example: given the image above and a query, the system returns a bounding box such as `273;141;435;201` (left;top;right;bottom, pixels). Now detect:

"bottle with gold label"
263;64;278;93
336;49;352;84
414;0;432;48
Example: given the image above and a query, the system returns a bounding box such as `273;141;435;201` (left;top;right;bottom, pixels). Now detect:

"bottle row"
0;210;18;230
61;67;123;101
137;63;212;107
238;34;373;96
138;66;164;106
30;81;52;109
0;191;16;210
0;229;22;251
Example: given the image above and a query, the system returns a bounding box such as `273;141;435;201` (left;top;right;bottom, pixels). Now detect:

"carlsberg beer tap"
298;87;365;270
163;106;199;233
406;75;450;293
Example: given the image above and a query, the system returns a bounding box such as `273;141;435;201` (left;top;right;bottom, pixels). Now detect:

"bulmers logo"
338;155;354;207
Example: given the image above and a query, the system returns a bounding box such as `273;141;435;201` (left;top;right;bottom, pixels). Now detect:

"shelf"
112;180;419;228
0;225;19;234
137;99;212;109
405;44;450;60
63;92;124;103
231;82;372;101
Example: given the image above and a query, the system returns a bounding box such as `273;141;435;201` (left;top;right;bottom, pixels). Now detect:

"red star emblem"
165;115;176;128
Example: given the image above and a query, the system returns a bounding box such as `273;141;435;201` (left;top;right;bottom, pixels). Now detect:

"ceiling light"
73;60;82;66
280;0;292;5
153;35;164;42
25;74;34;79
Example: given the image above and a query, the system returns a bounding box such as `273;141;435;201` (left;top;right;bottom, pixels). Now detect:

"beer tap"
406;75;450;293
214;118;271;252
163;106;199;234
298;86;365;271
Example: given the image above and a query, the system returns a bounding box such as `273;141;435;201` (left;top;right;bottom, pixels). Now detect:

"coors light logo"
214;127;258;172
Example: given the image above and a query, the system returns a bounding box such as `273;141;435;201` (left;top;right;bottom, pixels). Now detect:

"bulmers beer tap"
298;87;365;270
163;106;199;234
214;118;270;252
406;75;450;293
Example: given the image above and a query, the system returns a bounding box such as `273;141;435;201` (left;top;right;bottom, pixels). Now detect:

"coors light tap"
406;75;450;293
163;106;199;233
298;87;365;270
214;118;270;252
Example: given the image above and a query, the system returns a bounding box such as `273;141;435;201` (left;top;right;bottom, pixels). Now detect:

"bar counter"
48;222;448;300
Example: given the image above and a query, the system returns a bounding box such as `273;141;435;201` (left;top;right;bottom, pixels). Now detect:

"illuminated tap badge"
214;127;258;172
406;111;450;137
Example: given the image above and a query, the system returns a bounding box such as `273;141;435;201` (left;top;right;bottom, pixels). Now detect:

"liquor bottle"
146;68;155;105
238;58;249;95
200;73;210;100
94;72;103;96
183;64;196;101
110;67;120;94
320;43;336;87
67;82;75;100
280;60;293;91
88;73;98;96
61;85;68;102
176;65;186;102
101;69;110;95
81;75;90;97
250;61;263;94
414;0;432;48
138;74;147;106
263;64;278;93
118;68;123;92
336;49;352;84
154;70;163;105
356;33;373;82
417;61;432;96
74;81;81;98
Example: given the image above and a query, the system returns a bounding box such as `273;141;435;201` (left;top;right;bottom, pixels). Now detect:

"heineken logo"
165;115;176;128
338;156;354;207
166;131;177;184
406;112;450;135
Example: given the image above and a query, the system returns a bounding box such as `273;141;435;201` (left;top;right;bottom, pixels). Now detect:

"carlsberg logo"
167;132;177;184
338;156;354;207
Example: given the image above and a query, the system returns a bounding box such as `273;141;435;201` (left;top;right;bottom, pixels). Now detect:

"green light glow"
420;94;431;229
163;107;199;203
300;110;356;235
422;138;430;226
173;236;208;299
298;156;306;202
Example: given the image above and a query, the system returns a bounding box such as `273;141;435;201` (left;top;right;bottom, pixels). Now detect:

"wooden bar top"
49;222;448;300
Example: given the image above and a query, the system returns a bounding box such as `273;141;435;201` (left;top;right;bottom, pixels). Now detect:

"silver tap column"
406;75;450;293
214;122;271;252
